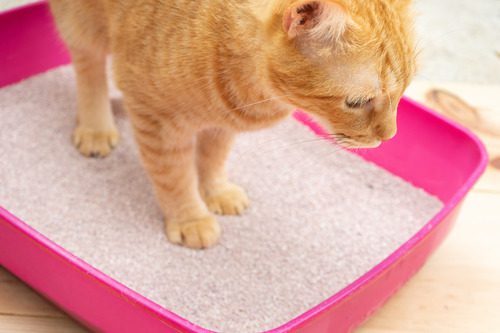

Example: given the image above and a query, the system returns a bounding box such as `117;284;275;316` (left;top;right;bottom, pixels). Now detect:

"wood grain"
0;272;64;318
0;268;89;332
0;314;88;333
1;81;499;332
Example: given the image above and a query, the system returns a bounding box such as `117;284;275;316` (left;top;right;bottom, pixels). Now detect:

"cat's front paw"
166;215;221;249
73;126;119;158
202;182;249;216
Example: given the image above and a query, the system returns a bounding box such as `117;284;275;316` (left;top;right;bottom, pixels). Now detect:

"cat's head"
266;0;416;148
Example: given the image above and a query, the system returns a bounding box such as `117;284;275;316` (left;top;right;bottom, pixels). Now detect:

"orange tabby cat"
49;0;416;249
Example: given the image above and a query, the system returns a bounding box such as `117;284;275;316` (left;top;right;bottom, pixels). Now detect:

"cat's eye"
345;97;373;109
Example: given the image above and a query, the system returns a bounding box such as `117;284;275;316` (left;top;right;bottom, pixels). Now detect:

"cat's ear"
282;1;348;41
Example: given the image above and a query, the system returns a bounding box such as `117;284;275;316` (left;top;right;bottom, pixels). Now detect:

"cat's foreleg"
72;51;119;157
128;108;220;249
49;0;118;157
197;128;249;215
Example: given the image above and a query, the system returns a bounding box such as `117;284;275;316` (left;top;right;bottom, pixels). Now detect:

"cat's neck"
209;1;292;127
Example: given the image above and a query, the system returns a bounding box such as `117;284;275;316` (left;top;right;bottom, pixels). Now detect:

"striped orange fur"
49;0;416;248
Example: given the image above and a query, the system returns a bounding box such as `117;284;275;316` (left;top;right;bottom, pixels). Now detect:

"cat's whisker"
235;135;345;159
238;137;329;155
229;94;292;113
235;126;348;155
286;141;352;172
386;90;394;112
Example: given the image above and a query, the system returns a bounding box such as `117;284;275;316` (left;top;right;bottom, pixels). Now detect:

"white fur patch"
308;2;348;43
284;1;348;42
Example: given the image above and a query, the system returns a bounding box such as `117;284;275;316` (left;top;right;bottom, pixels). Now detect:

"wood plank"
0;268;63;318
474;160;500;195
0;315;88;333
0;268;15;283
358;191;500;333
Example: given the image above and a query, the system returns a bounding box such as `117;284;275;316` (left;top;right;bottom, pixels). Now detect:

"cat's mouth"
334;135;382;149
310;117;384;149
350;140;382;149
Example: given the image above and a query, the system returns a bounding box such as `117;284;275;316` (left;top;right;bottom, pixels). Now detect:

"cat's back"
50;0;258;109
107;0;243;94
49;0;207;49
107;0;221;58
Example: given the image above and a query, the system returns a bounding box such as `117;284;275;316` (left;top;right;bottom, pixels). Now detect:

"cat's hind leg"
128;104;220;249
197;128;249;215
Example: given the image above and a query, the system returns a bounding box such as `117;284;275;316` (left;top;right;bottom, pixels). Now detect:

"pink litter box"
0;2;488;333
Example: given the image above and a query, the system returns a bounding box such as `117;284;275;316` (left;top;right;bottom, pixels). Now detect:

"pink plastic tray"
0;2;488;333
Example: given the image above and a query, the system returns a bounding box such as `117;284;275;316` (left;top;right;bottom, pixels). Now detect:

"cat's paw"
166;215;221;249
73;126;119;158
202;182;249;216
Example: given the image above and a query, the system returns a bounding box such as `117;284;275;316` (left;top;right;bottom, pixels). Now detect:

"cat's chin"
357;140;382;149
340;140;382;149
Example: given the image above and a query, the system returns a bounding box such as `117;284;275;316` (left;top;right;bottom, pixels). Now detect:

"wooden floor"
1;82;499;332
